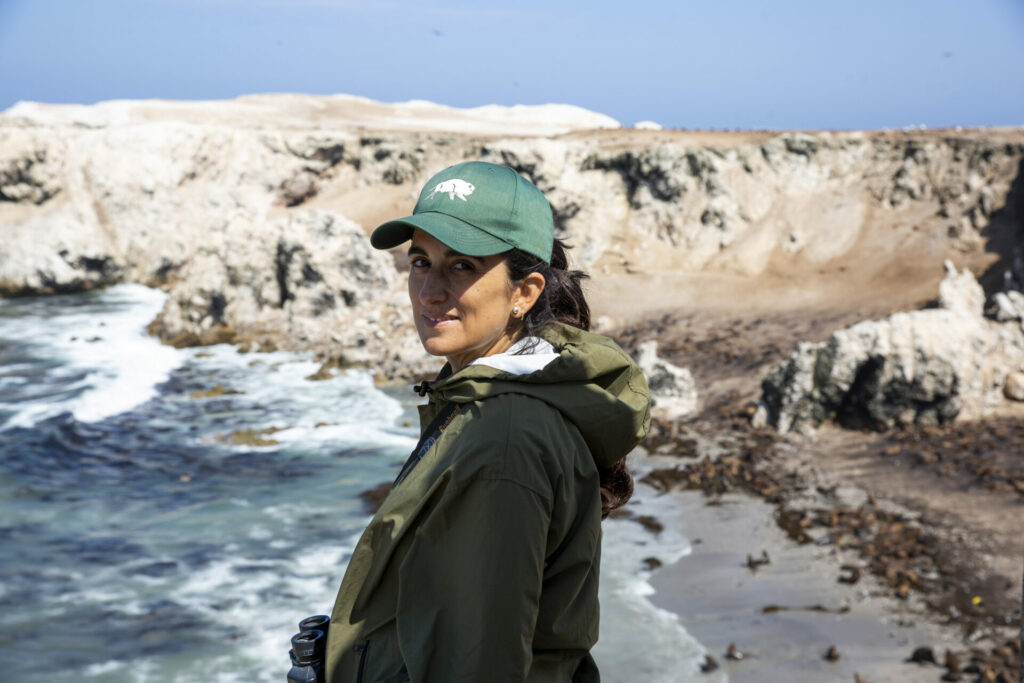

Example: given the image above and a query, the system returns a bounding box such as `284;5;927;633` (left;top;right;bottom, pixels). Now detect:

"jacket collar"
413;336;557;396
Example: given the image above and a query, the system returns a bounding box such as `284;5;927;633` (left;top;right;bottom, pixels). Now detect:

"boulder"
1004;371;1024;401
992;289;1024;326
636;340;698;420
754;265;1024;433
937;259;984;316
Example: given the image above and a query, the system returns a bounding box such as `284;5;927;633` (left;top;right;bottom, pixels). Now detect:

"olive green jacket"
325;324;651;683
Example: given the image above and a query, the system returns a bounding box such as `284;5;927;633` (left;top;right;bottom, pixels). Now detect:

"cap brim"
371;211;513;257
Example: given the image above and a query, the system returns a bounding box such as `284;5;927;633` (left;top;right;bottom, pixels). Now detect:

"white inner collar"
468;336;559;375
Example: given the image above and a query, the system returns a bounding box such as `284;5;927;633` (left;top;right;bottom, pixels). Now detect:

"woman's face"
407;229;539;373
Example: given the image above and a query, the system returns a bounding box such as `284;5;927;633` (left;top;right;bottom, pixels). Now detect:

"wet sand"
646;490;963;682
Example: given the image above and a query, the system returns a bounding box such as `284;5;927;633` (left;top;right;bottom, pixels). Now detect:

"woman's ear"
514;272;546;317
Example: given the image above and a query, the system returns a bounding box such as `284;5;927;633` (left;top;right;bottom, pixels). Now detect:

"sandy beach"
647;490;963;683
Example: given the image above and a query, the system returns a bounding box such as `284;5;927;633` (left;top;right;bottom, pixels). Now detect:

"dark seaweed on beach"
637;412;1022;683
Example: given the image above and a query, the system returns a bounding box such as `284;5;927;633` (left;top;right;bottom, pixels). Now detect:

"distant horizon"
2;0;1022;131
5;91;1024;134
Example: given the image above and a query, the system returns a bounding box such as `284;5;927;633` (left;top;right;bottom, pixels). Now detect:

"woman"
325;161;650;683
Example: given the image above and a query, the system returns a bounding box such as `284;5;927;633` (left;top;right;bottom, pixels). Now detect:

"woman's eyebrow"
407;245;485;265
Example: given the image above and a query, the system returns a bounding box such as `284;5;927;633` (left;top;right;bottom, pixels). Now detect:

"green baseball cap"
370;161;554;264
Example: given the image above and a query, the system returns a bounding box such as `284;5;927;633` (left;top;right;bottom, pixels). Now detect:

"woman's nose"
418;270;447;305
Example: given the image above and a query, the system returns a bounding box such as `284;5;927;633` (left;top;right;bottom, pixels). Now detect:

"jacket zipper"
355;640;370;683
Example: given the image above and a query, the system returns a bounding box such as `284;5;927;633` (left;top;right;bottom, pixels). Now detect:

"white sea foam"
164;539;359;682
180;344;412;452
58;537;360;682
0;284;183;429
84;660;125;677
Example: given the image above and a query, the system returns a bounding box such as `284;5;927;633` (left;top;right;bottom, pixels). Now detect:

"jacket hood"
419;324;651;469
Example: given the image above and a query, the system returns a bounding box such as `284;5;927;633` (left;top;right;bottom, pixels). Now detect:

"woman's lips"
422;313;458;328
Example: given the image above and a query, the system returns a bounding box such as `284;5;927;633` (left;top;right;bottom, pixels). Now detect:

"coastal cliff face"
2;96;1023;381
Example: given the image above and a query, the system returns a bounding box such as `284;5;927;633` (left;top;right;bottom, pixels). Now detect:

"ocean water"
0;285;716;682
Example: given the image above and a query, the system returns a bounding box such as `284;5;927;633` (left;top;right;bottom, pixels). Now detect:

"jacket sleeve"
394;474;552;682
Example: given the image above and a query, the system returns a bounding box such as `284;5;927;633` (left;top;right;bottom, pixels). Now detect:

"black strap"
392;402;460;489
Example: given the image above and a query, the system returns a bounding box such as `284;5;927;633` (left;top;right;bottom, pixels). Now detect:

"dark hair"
505;238;633;518
505;238;591;335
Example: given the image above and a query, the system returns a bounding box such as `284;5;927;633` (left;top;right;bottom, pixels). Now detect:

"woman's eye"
410;257;429;268
452;261;474;272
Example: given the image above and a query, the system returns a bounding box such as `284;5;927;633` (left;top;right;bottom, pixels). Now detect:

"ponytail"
505;239;633;518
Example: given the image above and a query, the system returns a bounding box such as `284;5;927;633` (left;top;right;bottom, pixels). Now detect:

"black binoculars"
287;614;331;683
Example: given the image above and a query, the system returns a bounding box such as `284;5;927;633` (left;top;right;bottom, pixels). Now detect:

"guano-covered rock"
754;263;1024;433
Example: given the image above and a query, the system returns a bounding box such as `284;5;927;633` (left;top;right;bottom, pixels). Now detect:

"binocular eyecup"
287;614;331;683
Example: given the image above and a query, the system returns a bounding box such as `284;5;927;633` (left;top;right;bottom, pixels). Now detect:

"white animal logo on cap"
426;179;475;201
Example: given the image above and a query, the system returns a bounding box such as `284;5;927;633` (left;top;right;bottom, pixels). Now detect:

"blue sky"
1;0;1022;130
